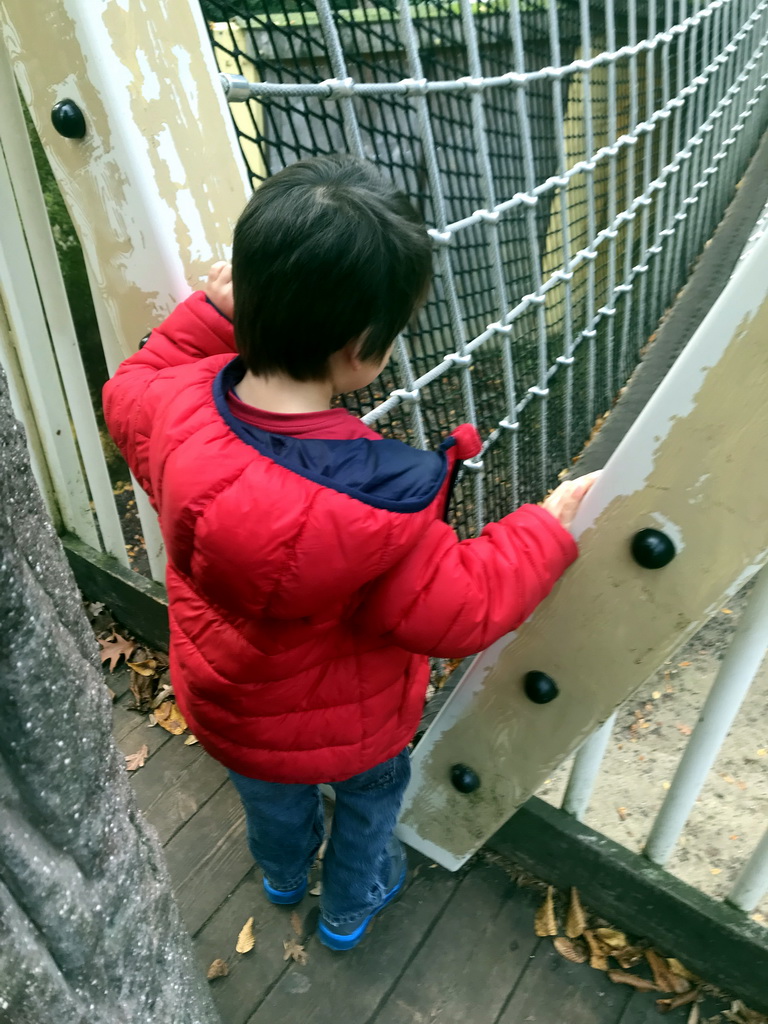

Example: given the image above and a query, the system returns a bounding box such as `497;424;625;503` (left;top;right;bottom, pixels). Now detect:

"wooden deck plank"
618;990;722;1024
162;778;254;935
114;706;172;760
370;860;539;1024
496;943;632;1024
129;740;228;844
112;694;146;742
194;871;306;1024
103;663;132;701
246;861;461;1024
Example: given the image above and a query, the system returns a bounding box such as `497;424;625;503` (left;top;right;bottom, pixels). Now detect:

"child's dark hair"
231;154;433;382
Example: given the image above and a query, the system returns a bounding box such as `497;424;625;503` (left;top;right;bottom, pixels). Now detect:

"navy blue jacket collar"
213;358;455;513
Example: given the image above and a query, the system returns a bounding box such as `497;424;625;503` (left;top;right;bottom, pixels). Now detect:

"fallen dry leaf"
594;928;629;950
290;911;302;937
125;744;149;772
283;938;308;965
534;886;558;937
126;657;158;677
565;888;588;938
657;989;699;1013
617;806;629;821
235;917;255;954
607;970;658;991
99;632;136;672
667;959;699;984
612;946;645;969
184;734;199;746
583;930;609;971
724;1001;768;1024
206;959;229;980
553;936;587;963
647;949;690;993
154;700;188;735
676;724;693;736
130;669;155;712
151;684;174;709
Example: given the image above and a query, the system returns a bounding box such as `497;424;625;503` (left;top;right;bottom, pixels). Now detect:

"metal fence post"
644;566;768;866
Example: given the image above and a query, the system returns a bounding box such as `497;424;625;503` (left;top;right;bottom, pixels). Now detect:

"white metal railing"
557;579;768;914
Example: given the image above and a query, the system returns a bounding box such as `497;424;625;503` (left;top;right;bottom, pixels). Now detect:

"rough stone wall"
0;368;219;1023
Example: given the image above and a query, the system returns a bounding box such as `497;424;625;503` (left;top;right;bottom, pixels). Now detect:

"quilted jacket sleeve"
102;291;235;505
356;503;578;658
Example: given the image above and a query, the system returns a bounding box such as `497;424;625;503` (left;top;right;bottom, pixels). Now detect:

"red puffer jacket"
103;292;578;783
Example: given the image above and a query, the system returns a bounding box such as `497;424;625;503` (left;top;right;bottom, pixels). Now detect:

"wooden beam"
398;223;768;870
63;535;169;650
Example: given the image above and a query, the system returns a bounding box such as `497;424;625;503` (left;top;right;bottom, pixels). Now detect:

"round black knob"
524;670;559;704
450;763;480;793
631;528;676;569
51;100;86;139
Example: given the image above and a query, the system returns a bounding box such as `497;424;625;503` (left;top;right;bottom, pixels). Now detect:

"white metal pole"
644;565;768;866
729;826;768;913
562;712;617;820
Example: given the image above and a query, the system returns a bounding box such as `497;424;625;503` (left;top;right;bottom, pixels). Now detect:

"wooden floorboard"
130;738;228;844
246;860;461;1024
118;720;736;1024
371;860;539;1024
114;701;172;759
617;990;723;1024
496;942;632;1024
194;870;306;1024
163;778;254;935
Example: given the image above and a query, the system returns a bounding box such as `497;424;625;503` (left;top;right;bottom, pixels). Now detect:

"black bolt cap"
631;528;676;569
524;670;559;704
51;99;86;139
450;763;480;793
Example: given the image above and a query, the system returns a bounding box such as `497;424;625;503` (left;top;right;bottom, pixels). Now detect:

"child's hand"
541;471;600;532
205;261;234;321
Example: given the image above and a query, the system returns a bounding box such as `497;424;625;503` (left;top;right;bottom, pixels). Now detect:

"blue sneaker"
262;876;308;906
318;839;407;951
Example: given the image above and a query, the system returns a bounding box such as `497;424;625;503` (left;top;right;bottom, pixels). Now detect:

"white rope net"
209;0;768;535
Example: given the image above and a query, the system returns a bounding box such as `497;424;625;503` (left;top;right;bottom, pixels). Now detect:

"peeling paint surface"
136;49;160;103
155;125;187;186
1;0;249;357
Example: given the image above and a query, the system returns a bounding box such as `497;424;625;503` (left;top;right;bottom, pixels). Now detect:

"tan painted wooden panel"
1;0;250;364
398;227;768;869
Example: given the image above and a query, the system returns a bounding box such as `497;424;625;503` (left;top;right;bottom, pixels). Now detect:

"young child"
103;154;596;951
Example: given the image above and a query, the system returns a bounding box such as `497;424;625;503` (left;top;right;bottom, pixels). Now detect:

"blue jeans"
229;748;411;926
